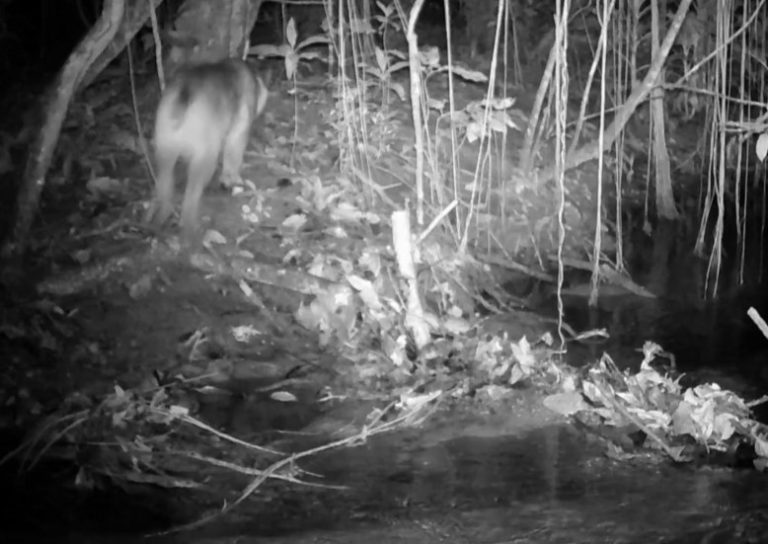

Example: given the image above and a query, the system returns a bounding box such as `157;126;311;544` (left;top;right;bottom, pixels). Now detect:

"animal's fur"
145;58;267;239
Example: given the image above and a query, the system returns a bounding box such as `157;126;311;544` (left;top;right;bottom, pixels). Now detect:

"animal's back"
146;58;263;241
159;60;250;135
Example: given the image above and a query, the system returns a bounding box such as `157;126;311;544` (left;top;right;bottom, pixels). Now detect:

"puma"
145;58;268;239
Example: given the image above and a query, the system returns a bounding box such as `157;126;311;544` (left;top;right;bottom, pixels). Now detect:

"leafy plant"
451;97;526;143
364;46;409;103
372;0;403;51
249;17;329;80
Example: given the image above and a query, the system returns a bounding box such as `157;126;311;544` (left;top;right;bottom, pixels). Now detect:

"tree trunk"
2;0;126;257
80;0;166;90
167;0;263;65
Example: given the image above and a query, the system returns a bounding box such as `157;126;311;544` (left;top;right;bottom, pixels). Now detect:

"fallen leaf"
543;391;589;416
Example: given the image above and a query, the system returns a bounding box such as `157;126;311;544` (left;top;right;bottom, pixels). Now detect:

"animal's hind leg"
146;145;178;226
179;147;219;240
220;104;252;188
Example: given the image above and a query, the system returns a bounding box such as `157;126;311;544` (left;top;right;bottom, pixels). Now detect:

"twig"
171;450;347;490
0;410;89;470
163;410;282;456
747;394;768;409
482;254;555;282
406;0;426;226
748;307;768;341
25;415;90;472
151;396;439;536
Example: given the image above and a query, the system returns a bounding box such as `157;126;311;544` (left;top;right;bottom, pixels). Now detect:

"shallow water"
8;283;768;544
18;423;766;543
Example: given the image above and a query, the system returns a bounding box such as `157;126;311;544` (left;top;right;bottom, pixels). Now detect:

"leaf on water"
756;132;768;161
270;391;298;403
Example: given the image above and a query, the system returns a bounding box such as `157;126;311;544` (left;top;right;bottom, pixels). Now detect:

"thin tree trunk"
2;0;125;257
650;0;678;219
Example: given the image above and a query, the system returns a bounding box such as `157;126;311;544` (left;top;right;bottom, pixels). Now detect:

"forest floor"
1;64;767;543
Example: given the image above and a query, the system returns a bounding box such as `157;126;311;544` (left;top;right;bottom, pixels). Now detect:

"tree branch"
3;0;126;256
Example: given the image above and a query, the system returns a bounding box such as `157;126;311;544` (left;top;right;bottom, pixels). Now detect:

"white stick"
392;210;431;348
748;306;768;341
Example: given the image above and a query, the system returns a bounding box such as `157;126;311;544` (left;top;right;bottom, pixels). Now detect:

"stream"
5;226;768;544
